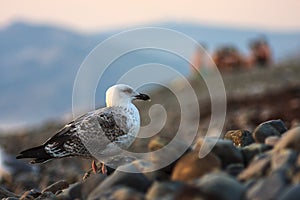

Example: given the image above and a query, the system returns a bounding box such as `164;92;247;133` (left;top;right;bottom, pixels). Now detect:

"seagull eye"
123;88;133;94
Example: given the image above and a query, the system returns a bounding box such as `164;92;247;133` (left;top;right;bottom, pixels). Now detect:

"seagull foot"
82;160;107;181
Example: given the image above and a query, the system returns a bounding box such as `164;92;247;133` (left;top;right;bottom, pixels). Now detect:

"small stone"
241;143;272;165
279;185;300;200
149;136;191;174
265;136;280;146
225;164;244;177
20;189;41;200
81;175;106;199
292;154;300;184
246;170;289;200
88;161;152;199
238;154;271;181
171;151;221;182
271;149;297;172
35;191;57;200
20;192;34;200
0;187;19;199
292;170;300;184
252;120;287;143
42;180;69;195
194;173;245;200
124;159;168;182
91;186;144;200
224;130;254;147
56;182;81;200
146;181;207;200
194;137;243;168
274;127;300;152
268;119;288;134
178;185;212;200
243;179;257;190
146;181;185;200
109;186;144;200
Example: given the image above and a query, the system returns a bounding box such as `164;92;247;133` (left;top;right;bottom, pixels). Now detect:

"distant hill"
0;21;300;129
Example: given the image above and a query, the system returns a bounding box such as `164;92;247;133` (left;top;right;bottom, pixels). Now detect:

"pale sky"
1;0;300;33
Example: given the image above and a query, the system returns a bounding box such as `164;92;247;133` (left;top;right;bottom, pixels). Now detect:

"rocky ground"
0;62;300;200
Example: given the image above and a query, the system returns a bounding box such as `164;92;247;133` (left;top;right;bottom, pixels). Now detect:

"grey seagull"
16;84;150;176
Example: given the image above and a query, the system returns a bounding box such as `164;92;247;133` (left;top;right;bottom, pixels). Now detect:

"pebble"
194;137;244;168
252;119;287;143
271;149;297;172
41;180;69;195
145;181;184;200
2;120;300;200
175;185;208;200
274;127;300;152
80;175;106;199
278;184;300;200
194;173;245;200
265;135;280;146
56;182;81;200
246;170;289;200
238;154;271;181
34;191;57;200
224;129;254;147
149;136;190;174
241;143;272;165
20;189;41;200
91;186;144;200
127;159;169;181
88;161;152;199
225;164;244;177
268;119;288;134
292;170;300;184
0;187;19;199
171;151;221;182
146;181;207;200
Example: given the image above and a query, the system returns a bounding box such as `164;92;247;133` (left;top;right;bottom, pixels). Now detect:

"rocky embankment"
1;64;300;200
1;119;300;199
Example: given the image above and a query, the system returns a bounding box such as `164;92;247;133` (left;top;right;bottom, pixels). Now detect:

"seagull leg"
101;162;107;174
83;160;107;181
92;160;98;173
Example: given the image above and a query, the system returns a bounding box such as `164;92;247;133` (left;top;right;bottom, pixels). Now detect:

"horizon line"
2;19;300;35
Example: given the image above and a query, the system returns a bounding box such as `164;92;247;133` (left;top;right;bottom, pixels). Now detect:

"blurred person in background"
190;43;212;76
248;36;272;67
212;45;247;71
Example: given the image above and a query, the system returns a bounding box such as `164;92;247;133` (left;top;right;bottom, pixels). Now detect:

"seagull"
16;84;150;177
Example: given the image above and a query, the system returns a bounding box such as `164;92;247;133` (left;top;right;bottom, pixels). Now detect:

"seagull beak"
134;93;150;101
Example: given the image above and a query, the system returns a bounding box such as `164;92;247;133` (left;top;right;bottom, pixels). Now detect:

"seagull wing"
16;107;130;163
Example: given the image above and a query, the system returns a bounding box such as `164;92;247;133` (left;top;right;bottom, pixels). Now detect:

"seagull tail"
16;145;53;164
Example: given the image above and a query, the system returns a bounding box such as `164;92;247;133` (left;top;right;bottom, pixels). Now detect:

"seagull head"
106;84;150;107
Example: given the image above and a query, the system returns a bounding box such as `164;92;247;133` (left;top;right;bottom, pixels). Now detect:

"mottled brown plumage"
16;84;150;171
